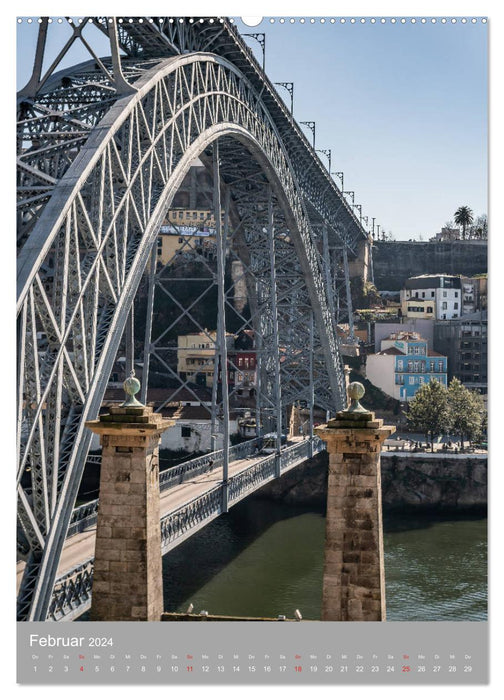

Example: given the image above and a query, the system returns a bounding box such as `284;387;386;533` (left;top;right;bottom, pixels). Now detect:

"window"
422;292;425;298
430;361;435;371
455;291;458;297
409;377;415;385
454;302;458;309
179;212;183;219
181;427;191;438
427;306;433;313
431;291;435;297
442;302;447;310
419;376;424;384
443;291;447;298
397;360;403;370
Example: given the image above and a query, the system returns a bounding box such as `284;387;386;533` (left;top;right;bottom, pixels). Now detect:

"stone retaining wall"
256;451;487;511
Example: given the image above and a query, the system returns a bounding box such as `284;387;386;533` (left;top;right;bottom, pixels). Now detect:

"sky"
15;12;488;241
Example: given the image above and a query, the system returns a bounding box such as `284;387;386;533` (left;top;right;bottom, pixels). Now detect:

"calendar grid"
18;621;488;684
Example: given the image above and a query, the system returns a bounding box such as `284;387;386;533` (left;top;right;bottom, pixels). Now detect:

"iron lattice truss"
17;16;368;621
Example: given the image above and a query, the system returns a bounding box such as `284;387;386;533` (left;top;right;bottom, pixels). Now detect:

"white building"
400;275;462;321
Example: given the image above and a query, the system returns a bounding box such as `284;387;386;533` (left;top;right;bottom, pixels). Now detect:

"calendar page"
15;8;489;687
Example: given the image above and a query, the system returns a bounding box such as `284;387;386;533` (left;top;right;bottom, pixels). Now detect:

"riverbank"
256;450;487;511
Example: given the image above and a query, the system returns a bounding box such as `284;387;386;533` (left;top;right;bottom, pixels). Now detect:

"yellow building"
177;330;235;388
156;209;224;265
177;331;217;388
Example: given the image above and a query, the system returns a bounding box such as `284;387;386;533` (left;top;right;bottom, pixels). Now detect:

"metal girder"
16;24;358;622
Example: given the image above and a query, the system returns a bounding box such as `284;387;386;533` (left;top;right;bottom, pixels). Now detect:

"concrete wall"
373;241;487;291
365;353;397;399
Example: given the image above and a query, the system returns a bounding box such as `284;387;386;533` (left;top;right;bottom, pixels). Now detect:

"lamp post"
332;171;344;191
316;148;332;173
274;81;294;115
300;121;316;148
243;33;266;71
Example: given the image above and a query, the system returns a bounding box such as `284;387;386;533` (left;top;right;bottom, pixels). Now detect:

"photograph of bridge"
16;15;487;631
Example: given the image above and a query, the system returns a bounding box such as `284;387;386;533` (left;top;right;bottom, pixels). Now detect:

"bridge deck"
16;437;310;596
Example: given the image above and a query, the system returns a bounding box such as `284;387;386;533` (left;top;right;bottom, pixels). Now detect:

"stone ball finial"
346;381;367;413
122;370;143;407
348;381;365;401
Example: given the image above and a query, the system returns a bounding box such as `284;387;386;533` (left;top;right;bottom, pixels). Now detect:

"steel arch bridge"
17;17;371;621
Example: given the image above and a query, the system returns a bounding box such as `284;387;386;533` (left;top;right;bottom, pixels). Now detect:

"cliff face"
256;451;487;511
372;241;487;291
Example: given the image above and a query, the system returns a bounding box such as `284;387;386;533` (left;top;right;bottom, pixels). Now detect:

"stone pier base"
86;406;173;621
316;404;394;621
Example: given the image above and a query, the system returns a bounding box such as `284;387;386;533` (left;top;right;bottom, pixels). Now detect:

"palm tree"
454;206;474;240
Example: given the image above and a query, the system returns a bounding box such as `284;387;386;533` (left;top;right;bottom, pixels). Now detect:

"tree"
454;206;474;240
447;378;486;447
406;380;450;451
469;213;488;240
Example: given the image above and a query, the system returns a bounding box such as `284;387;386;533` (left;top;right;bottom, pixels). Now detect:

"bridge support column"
85;380;173;621
315;382;394;621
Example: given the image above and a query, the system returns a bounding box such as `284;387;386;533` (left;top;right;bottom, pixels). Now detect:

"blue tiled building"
366;332;448;402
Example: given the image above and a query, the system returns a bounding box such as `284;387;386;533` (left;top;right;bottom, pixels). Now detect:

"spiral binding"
16;17;488;25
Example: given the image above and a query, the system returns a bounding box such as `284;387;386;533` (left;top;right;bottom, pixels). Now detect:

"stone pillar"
85;374;173;621
289;403;301;438
315;382;395;621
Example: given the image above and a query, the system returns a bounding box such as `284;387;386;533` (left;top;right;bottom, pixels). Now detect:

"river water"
162;499;487;621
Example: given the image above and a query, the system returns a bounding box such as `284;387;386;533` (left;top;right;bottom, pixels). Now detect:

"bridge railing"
158;437;261;491
160;484;223;550
67;499;100;538
228;454;276;503
47;558;94;622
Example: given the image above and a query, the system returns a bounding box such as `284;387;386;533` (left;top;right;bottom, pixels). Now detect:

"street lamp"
274;81;294;115
316;148;332;173
332;171;344;191
300;121;316;148
243;33;266;71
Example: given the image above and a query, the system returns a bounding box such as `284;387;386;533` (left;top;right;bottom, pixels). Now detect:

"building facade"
177;330;237;389
461;275;487;315
434;311;487;394
177;331;219;388
366;331;448;402
401;274;462;320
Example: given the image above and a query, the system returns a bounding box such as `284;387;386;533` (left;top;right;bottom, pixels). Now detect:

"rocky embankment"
256;451;487;511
